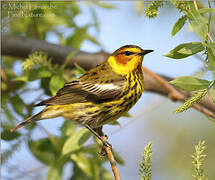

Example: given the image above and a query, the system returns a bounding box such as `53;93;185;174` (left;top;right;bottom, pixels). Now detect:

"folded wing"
35;77;124;106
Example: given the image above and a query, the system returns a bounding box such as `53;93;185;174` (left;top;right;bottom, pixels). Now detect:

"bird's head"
108;45;153;75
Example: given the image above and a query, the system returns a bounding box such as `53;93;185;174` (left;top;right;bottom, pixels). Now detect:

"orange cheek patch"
116;54;130;65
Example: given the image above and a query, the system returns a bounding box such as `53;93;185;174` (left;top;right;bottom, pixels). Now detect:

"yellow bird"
11;45;153;146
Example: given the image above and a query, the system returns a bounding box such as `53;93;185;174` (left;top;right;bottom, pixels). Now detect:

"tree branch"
142;67;215;119
2;34;215;118
102;136;120;180
2;34;108;70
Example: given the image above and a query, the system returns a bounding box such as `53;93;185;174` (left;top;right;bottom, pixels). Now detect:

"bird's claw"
99;135;112;156
104;141;112;150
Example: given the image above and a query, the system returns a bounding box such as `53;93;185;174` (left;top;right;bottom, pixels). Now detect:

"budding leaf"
198;8;215;14
62;128;91;155
185;2;208;39
70;153;94;177
171;15;187;37
1;129;21;141
164;42;204;59
47;158;64;180
169;76;210;91
205;42;215;70
49;75;64;96
207;116;215;127
10;95;25;115
174;89;207;113
28;138;56;165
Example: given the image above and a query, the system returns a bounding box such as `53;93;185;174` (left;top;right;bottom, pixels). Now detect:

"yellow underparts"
108;56;142;75
40;102;99;121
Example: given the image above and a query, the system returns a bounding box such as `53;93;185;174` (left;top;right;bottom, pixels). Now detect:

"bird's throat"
108;56;141;75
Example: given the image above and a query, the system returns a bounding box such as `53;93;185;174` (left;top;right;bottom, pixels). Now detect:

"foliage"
138;140;208;180
145;1;215;117
138;142;153;180
192;141;207;180
168;1;215;115
174;89;208;113
144;1;163;18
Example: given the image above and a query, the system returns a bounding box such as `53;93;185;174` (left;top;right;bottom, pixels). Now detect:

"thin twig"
193;0;198;10
101;135;120;180
142;67;183;101
207;33;214;42
193;0;214;43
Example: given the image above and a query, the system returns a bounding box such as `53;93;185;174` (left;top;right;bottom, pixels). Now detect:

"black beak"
138;49;154;56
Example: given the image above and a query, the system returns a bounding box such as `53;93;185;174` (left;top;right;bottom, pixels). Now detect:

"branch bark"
102;136;120;180
97;128;120;180
2;34;215;118
2;34;108;70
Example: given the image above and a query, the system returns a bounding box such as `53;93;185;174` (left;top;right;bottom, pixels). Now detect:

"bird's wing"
35;77;124;106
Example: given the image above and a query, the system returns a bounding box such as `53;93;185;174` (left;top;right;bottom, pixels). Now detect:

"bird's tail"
10;112;42;132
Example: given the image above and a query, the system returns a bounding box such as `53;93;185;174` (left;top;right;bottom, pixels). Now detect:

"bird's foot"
85;125;112;155
99;135;112;156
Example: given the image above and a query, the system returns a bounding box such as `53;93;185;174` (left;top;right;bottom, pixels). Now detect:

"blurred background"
1;1;215;180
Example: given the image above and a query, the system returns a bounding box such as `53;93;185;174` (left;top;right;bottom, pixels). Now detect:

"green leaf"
91;1;116;9
60;120;77;136
109;120;120;126
47;158;65;180
169;76;211;91
10;95;25;115
1;141;21;164
67;26;88;49
70;163;91;180
164;42;204;59
185;3;208;39
28;69;42;81
86;34;101;46
198;8;215;14
100;168;113;180
205;42;215;70
28;138;57;165
71;153;95;177
38;67;52;78
211;85;215;104
62;128;91;155
25;68;51;82
1;128;21;141
14;76;28;82
74;63;86;74
89;7;100;33
41;78;52;96
171;15;187;37
49;75;64;95
123;112;131;117
2;107;14;125
207;116;215;127
112;150;125;165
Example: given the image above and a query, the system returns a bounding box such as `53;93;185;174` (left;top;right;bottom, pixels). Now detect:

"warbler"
11;45;153;146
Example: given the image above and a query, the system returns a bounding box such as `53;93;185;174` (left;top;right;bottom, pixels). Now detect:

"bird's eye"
125;51;133;56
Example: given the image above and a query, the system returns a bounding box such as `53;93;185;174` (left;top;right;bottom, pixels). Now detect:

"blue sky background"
2;1;215;180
